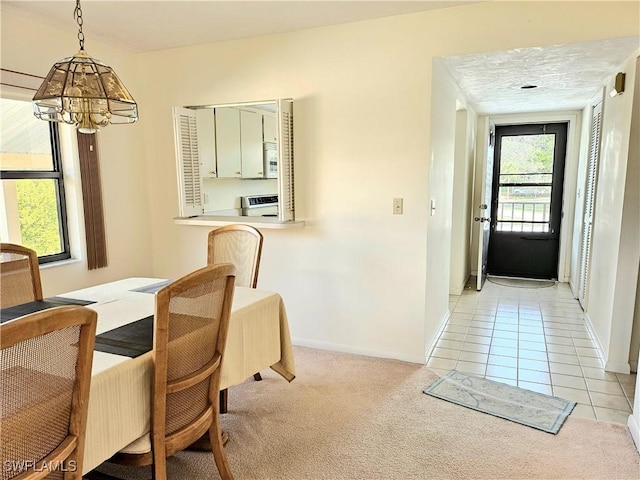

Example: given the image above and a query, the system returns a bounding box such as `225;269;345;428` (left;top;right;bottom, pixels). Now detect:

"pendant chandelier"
32;0;138;134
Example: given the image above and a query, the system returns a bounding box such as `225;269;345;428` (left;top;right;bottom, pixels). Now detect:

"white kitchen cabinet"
215;107;242;178
263;113;277;142
195;109;217;178
240;110;264;178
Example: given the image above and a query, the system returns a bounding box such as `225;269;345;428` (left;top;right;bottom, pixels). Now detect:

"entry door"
476;121;495;291
487;123;568;280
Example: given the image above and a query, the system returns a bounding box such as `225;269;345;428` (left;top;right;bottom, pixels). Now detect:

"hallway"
428;279;636;424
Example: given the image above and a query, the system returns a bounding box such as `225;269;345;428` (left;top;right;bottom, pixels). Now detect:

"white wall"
450;106;478;295
611;57;640;373
586;52;640;373
0;12;153;295
425;60;459;350
631;266;640;371
2;2;639;363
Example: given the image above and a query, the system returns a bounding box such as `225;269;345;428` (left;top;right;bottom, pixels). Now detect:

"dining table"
0;277;296;474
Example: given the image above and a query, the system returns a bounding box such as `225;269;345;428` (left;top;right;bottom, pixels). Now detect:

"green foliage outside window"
16;179;62;256
501;134;555;175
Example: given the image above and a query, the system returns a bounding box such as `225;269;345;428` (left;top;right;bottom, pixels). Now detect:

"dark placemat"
0;297;96;323
94;315;154;358
129;280;171;294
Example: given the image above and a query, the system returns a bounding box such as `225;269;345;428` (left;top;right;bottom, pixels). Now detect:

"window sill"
174;216;305;229
39;258;83;270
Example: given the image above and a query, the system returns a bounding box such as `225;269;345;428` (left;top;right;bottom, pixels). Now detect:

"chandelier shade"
32;0;138;134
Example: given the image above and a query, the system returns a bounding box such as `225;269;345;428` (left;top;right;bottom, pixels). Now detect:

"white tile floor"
428;278;636;424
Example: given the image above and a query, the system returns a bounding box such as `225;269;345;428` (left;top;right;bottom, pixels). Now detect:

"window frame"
1;121;72;264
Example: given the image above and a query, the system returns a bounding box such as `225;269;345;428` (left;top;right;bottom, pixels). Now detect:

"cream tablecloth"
58;277;295;473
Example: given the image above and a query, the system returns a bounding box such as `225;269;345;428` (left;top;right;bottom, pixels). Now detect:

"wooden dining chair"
0;306;97;480
207;224;263;289
109;264;236;480
207;224;263;412
0;243;43;308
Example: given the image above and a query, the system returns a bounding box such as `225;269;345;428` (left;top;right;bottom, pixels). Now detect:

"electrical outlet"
393;198;403;215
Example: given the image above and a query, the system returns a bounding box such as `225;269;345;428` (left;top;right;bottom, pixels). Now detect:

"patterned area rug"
423;370;576;434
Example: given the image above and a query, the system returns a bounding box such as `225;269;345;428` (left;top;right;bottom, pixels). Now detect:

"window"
1;97;71;263
495;133;555;233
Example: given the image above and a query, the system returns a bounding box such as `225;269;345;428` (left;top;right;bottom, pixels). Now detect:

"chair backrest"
1;306;97;479
152;263;236;458
0;243;43;308
207;224;263;288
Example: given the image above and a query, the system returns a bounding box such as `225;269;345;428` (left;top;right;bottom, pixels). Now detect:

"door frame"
488;122;568;280
471;112;581;284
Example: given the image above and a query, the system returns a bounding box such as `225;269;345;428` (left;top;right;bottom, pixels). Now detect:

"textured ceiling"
442;37;640;115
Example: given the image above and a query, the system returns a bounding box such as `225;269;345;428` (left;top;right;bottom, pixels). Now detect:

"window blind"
77;132;108;270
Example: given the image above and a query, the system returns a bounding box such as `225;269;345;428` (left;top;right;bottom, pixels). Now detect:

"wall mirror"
173;99;294;222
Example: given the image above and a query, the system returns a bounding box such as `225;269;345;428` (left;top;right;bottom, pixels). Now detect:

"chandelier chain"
74;0;85;50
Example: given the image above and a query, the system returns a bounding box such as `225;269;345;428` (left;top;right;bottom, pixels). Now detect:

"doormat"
423;370;575;434
488;277;556;288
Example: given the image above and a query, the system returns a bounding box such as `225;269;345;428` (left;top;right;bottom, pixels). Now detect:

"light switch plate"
393;198;403;215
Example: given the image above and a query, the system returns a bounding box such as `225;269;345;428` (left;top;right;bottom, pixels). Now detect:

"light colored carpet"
423;370;576;434
93;346;640;480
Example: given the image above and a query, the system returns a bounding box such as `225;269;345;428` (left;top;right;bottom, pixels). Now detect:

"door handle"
474;217;491;223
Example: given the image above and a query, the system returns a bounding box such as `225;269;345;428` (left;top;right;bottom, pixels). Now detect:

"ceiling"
2;1;638;115
442;37;640;115
1;1;473;53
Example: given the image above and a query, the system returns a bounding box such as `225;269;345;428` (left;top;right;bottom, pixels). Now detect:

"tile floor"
427;277;636;425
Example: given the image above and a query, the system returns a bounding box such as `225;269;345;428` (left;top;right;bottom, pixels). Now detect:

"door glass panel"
496;134;555;233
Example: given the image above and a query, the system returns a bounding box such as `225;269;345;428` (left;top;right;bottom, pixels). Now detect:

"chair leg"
151;437;168;480
219;388;228;414
209;417;234;480
253;372;262;381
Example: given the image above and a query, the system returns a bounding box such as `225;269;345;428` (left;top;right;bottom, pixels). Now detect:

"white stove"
241;194;279;217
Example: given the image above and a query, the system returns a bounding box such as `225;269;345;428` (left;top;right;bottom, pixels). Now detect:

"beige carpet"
93;346;640;480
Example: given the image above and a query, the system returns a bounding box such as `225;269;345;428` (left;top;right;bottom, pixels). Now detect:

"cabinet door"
196;109;217;177
277;99;294;222
215;107;242;178
263;114;277;142
172;107;203;216
240;110;264;179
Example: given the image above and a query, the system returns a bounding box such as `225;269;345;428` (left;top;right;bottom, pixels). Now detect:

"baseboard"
425;310;451;360
628;414;640;454
605;360;631;374
568;278;579;299
291;337;425;365
584;313;631;374
583;312;606;363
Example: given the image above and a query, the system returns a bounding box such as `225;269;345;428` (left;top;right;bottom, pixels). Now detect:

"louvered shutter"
277;99;295;222
578;101;602;308
173;107;203;217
